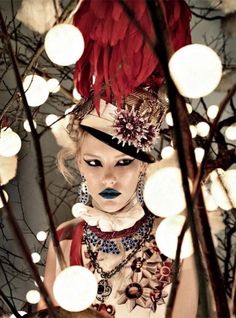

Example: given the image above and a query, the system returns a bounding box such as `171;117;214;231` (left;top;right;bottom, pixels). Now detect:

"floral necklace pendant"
97;279;112;302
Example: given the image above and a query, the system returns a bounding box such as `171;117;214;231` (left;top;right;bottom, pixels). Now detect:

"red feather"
73;0;191;112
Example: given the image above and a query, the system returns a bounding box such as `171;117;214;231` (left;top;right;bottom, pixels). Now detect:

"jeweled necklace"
83;214;154;303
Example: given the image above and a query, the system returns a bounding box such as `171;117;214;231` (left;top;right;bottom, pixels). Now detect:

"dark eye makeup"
83;158;134;167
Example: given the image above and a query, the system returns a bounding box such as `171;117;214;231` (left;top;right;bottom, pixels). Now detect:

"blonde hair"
57;127;88;184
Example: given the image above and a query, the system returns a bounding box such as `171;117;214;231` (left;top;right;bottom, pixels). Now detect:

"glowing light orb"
10;311;27;318
202;185;218;211
45;24;84;66
47;78;60;93
186;103;192;114
225;124;236;140
72;203;87;218
26;290;40;304
161;146;175;159
53;266;98;312
165;112;173;126
36;231;47;242
196;122;210;137
155;215;194;259
169;44;222;98
194;147;205;163
0;190;9;208
34;276;44;287
23;120;37;132
190;125;197;138
31;252;41;263
23;75;49;107
207;105;219;119
0;128;22;157
144;167;191;217
45;114;59;127
210;169;236;210
73;88;82;101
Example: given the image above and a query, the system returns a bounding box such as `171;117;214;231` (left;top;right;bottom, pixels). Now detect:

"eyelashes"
83;158;134;167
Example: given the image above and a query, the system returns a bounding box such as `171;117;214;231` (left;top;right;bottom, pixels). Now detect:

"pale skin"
38;134;198;317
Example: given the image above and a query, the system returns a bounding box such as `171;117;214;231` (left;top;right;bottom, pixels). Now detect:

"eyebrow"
83;153;134;159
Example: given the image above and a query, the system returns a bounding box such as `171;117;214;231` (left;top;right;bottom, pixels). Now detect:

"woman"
38;90;198;317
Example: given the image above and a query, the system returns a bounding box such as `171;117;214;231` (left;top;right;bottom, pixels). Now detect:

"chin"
97;198;126;213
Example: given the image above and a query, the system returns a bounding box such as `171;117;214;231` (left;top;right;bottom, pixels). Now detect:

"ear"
76;153;83;173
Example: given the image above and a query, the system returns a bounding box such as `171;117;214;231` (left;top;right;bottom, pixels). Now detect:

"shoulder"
57;218;85;241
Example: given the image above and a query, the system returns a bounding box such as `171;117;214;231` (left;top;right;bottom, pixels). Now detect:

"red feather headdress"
73;0;191;112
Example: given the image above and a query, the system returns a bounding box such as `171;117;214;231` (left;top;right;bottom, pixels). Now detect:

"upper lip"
99;188;121;199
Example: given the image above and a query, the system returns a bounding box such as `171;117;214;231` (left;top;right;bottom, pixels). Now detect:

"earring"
78;175;89;205
136;172;145;205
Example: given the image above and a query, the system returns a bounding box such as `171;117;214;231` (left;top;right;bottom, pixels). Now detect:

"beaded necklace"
83;214;154;303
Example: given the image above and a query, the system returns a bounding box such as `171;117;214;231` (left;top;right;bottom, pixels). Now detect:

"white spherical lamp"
165;112;173;126
0;128;22;157
23;75;49;107
23;120;37;132
45;114;59;127
47;78;60;93
161;146;175;159
31;252;41;263
144;167;190;217
53;266;98;312
169;44;222;98
202;185;218;211
26;290;40;304
189;125;197;138
210;169;236;210
0;190;9;208
155;215;193;259
207;105;219;119
225;124;236;141
73;88;82;101
194;147;205;164
45;24;85;66
36;230;47;242
72;203;87;218
10;311;27;318
196;122;210;137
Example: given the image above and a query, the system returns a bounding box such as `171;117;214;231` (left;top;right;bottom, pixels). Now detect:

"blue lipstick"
99;188;121;199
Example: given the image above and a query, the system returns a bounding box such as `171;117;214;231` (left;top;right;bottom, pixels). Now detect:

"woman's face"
78;134;145;213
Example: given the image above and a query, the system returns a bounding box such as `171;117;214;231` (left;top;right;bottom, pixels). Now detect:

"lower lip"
99;193;121;199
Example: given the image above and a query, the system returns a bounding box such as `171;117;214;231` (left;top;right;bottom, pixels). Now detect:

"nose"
101;168;117;187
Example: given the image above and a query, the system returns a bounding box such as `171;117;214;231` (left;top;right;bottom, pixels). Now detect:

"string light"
196;121;210;137
26;290;40;304
189;125;197;138
165;112;173;126
0;190;9;208
225;124;236;140
186;102;192;114
169;44;222;98
34;276;44;287
210;169;236;210
10;311;27;318
0;128;22;157
207;105;219;119
161;146;175;159
72;203;87;218
73;87;82;101
23;75;49;107
144;167;191;217
194;147;205;163
47;78;60;93
45;114;59;127
45;24;84;66
31;252;41;263
155;215;193;259
36;231;47;242
23;120;37;132
53;266;98;312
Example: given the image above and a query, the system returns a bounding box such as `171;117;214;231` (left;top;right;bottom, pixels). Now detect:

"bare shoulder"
57;217;84;231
